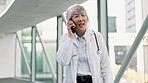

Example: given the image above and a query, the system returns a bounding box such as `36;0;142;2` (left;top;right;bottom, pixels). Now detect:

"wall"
142;0;148;82
142;0;148;20
0;34;16;78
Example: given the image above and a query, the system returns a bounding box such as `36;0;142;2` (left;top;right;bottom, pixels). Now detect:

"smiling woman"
66;4;88;38
57;4;113;83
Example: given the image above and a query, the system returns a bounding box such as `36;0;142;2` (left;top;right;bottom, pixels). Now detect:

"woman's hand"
67;20;75;39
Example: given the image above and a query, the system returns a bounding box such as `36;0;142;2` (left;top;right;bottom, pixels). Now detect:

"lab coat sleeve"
56;33;73;66
97;32;113;83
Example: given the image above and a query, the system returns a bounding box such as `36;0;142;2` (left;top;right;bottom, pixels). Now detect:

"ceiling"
0;0;87;35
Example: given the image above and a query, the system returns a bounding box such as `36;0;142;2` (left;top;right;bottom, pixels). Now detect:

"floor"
0;78;40;83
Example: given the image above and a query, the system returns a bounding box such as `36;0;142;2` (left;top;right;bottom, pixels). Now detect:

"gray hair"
66;4;88;21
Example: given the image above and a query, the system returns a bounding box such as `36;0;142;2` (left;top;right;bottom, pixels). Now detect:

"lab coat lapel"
86;29;94;44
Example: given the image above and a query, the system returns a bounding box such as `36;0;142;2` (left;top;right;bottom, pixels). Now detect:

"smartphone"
70;18;76;33
71;26;76;33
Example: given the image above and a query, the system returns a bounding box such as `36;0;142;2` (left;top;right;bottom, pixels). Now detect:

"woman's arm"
56;33;74;66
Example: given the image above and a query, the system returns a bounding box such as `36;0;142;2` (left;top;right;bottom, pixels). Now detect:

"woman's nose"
79;16;83;21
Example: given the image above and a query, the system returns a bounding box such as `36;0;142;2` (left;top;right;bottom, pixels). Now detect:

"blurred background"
0;0;147;83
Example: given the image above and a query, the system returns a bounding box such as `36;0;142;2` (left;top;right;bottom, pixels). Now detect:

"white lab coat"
57;29;113;83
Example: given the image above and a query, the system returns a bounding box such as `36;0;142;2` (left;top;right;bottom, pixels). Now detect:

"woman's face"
71;11;88;32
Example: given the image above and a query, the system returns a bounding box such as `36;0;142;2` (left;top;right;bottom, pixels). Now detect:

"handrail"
114;15;148;83
15;32;31;75
36;27;56;83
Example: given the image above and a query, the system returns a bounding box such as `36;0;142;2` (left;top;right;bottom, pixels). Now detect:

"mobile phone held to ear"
71;26;76;33
69;18;76;33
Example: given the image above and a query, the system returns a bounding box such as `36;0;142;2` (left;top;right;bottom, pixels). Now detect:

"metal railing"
15;32;31;76
16;27;56;83
35;27;56;83
114;15;148;83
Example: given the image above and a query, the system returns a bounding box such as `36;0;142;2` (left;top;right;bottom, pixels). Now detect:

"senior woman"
57;4;113;83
